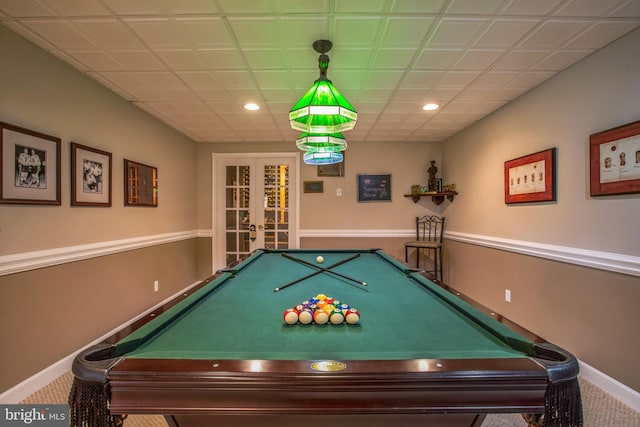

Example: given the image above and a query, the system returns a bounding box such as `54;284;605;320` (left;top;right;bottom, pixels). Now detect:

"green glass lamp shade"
303;151;343;165
289;79;357;134
296;132;347;152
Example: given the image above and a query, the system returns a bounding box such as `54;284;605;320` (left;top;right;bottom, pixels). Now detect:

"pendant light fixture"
289;40;357;135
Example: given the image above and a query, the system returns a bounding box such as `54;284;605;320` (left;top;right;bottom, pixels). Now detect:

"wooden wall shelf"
404;191;458;205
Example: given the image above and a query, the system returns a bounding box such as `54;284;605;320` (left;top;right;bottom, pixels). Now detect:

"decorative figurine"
427;160;438;192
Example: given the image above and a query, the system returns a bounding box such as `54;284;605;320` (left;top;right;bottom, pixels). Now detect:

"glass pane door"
224;164;251;266
213;154;298;272
262;163;289;250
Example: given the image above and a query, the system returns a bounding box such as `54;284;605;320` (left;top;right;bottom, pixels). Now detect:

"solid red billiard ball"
283;308;299;325
345;308;360;325
313;310;329;325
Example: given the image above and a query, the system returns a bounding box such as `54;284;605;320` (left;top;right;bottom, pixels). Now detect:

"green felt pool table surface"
117;249;534;361
71;249;582;427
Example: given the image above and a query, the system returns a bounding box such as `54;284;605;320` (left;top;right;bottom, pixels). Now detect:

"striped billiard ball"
313;310;329;325
298;309;313;325
283;308;299;325
345;308;360;325
329;309;345;325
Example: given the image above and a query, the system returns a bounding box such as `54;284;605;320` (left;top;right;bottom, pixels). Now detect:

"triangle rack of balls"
283;294;360;325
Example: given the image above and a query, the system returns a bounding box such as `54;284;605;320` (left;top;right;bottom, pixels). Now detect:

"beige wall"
0;26;198;254
196;140;444;231
0;27;204;392
442;27;640;391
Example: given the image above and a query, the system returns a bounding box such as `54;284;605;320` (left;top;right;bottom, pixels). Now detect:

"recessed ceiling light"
423;103;439;111
244;103;260;111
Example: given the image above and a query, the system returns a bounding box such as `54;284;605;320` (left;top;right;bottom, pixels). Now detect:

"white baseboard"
579;360;640;412
0;280;202;404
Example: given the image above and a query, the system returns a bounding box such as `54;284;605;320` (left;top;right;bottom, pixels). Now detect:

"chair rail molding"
445;231;640;277
0;230;206;277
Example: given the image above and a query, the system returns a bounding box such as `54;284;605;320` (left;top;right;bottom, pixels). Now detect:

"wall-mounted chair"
404;215;445;282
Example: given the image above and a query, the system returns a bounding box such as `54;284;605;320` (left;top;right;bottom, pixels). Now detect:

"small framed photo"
1;121;61;205
303;181;324;193
318;152;345;177
125;159;158;207
589;120;640;196
504;148;556;204
357;174;391;202
71;142;112;207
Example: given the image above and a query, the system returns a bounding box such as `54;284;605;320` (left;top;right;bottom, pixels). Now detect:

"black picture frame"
71;142;112;207
357;174;391;202
125;159;158;207
303;181;324;193
1;121;61;205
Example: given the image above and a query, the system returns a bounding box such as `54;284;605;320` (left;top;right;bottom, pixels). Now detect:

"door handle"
249;224;257;241
258;224;264;230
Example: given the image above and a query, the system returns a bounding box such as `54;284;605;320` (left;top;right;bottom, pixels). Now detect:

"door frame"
211;152;300;271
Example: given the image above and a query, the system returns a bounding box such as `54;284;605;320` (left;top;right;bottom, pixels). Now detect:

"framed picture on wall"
303;181;324;193
357;174;391;202
318;152;345;177
125;159;158;207
71;142;112;207
504;148;556;204
589;120;640;196
1;121;61;205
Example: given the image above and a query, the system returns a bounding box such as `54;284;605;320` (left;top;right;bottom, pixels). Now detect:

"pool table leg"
522;413;544;426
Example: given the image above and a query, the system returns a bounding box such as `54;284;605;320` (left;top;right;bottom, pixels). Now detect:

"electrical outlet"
337;188;342;196
505;289;511;303
154;280;159;292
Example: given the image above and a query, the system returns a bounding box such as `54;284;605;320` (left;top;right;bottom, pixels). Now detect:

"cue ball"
316;256;324;263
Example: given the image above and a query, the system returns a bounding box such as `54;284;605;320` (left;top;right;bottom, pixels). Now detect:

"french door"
213;153;299;271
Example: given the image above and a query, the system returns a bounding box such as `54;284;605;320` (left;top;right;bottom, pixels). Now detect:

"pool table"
70;249;582;427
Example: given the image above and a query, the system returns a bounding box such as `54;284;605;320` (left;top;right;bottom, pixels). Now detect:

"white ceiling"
1;0;640;144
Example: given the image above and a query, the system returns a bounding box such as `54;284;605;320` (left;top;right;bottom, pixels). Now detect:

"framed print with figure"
1;121;61;205
504;148;556;204
71;142;112;207
590;120;640;196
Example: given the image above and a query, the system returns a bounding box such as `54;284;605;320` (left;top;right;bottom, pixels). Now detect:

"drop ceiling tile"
278;0;330;13
134;71;189;91
446;0;506;14
69;51;125;71
608;0;640;17
532;50;591;70
334;17;384;47
553;0;620;17
110;51;166;70
492;50;548;70
243;48;289;69
21;20;99;49
175;17;235;49
392;0;447;14
40;0;111;16
334;0;388;13
414;49;464;69
330;48;375;69
227;17;281;49
428;18;489;48
196;49;246;69
471;70;519;88
454;49;506;69
565;21;640;49
401;70;446;89
213;71;256;89
74;19;144;50
101;0;219;15
280;17;330;49
499;0;564;16
474;19;540;48
435;70;482;88
380;17;435;47
217;0;276;14
156;50;206;70
373;48;418;69
517;20;593;49
0;1;55;16
252;70;291;89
